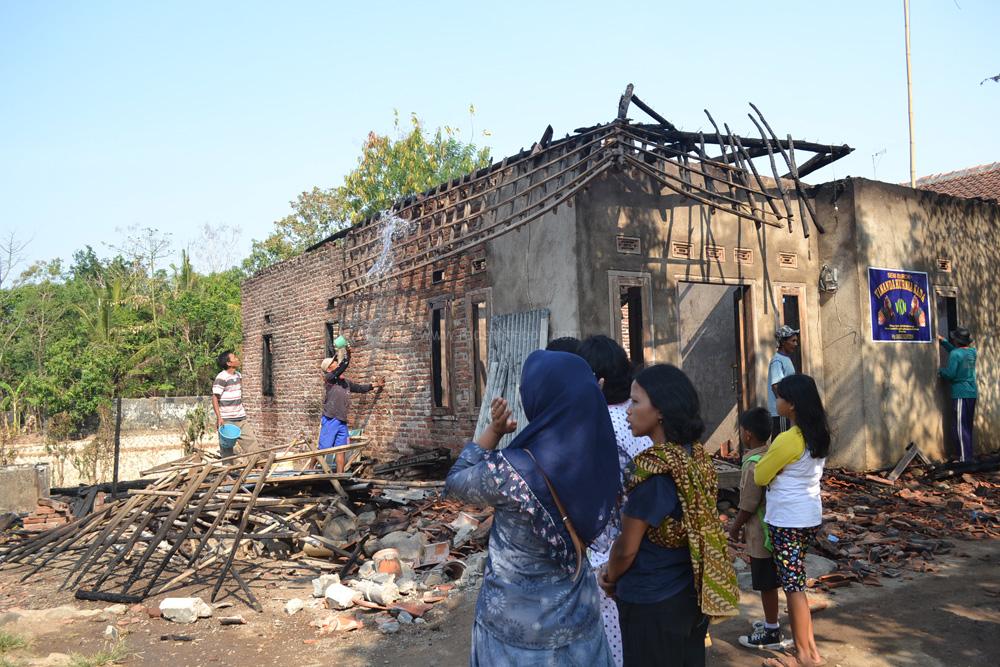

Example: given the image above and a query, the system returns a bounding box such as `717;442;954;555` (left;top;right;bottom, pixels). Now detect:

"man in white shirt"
767;326;799;440
212;351;259;456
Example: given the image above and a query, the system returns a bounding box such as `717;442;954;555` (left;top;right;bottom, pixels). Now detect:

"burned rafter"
310;86;851;297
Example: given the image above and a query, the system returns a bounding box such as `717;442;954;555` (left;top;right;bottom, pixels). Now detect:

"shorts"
750;556;780;592
767;525;817;593
319;416;350;450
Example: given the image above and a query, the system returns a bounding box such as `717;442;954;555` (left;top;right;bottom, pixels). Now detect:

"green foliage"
0;630;28;653
1;109;484;436
243;111;490;275
181;403;209;455
67;638;131;667
0;241;242;437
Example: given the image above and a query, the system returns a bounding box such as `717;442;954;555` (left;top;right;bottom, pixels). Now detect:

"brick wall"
241;240;489;460
241;242;342;449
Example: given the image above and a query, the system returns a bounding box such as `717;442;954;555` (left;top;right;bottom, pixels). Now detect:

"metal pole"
904;0;916;187
111;395;122;496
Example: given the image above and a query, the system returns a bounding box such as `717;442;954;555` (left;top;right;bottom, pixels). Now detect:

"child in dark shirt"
729;407;784;650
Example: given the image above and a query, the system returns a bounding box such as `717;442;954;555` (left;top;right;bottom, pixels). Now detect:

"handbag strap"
525;450;585;581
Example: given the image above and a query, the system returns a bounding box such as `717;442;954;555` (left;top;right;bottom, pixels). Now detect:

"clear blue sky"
2;1;997;272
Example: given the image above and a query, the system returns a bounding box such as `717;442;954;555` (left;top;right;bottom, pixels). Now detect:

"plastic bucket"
218;423;241;449
333;335;350;349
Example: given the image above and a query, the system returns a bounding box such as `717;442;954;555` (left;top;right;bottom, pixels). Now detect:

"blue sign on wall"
868;267;932;343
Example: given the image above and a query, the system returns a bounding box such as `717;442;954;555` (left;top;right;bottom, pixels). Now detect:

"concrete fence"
8;396;214;488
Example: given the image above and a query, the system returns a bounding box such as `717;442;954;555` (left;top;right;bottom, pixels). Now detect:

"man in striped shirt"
212;351;258;456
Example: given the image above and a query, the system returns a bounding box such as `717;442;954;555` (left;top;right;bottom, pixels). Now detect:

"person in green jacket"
938;327;977;462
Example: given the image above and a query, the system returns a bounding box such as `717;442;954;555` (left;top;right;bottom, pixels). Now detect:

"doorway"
935;286;959;452
608;271;654;366
677;282;755;453
778;285;805;373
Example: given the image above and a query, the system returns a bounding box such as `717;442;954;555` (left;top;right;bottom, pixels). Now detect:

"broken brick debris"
0;443;491;630
729;460;999;591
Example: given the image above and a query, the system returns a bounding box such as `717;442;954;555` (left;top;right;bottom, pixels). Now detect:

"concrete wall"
10;433;203;488
0;464;50;512
814;180;869;469
118;396;211;432
818;178;1000;468
487;204;580;339
573;166;823;451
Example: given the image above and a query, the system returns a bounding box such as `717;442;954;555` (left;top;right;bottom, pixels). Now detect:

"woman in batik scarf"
446;350;620;666
599;364;739;667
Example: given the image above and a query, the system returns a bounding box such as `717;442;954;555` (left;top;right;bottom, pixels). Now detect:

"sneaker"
739;625;784;650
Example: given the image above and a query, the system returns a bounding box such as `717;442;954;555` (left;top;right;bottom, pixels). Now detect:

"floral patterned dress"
586;402;652;667
446;442;614;666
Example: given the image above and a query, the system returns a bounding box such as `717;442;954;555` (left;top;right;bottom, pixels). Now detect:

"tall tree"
243;111;490;275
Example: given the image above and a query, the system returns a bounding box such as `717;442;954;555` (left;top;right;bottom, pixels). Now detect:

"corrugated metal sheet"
473;309;550;448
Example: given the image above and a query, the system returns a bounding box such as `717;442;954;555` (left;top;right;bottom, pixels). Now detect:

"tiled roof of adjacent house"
915;162;1000;202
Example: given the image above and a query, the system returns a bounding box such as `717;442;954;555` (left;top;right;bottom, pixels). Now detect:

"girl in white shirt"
754;374;830;667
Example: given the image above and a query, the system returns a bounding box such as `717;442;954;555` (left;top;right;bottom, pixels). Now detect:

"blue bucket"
218;423;241;449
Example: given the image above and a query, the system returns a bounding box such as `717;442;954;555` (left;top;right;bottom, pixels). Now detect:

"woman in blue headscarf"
446;350;621;666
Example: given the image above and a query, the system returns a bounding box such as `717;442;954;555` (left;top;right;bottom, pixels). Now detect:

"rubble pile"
21;498;74;532
726;456;999;590
0;441;491;632
811;462;998;589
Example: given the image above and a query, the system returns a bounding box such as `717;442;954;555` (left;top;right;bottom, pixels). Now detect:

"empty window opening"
780;293;802;373
431;305;451;409
471;299;489;406
262;335;274;396
324;322;339;357
432;269;445;284
326;297;336;311
619;286;645;366
936;292;958;366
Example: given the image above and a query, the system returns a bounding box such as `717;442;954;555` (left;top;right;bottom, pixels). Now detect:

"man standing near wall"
212;351;258;457
318;344;384;472
767;326;799;440
938;328;978;462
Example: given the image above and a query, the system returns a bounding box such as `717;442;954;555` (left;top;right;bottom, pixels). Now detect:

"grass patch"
0;631;28;653
66;639;131;667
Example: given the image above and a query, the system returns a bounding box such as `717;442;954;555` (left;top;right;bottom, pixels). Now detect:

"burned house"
241;88;999;470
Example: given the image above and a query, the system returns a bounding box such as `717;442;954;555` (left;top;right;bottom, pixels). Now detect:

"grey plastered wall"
573;166;824;449
486;204;580;339
815;180;869;469
824;178;1000;468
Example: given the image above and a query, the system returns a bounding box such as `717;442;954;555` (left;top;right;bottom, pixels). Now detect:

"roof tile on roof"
915;162;1000;202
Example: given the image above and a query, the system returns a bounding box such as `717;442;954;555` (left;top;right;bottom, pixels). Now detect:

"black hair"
217;350;234;371
739;407;771;444
633;364;704;445
774;374;830;458
546;337;581;354
578;335;633;404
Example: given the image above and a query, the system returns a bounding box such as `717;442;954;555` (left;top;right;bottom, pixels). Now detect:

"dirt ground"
0;538;996;667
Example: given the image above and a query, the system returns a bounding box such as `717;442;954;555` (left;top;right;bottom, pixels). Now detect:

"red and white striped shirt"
212;370;246;420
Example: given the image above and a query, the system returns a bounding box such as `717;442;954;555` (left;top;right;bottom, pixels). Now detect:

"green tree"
243;111;490;275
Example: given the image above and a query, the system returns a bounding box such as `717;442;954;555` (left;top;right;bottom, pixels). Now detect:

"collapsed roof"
312;85;853;298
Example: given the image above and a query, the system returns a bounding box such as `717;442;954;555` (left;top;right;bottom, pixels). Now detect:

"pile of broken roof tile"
808;463;999;589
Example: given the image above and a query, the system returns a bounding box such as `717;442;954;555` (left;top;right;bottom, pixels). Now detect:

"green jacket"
939;339;977;399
